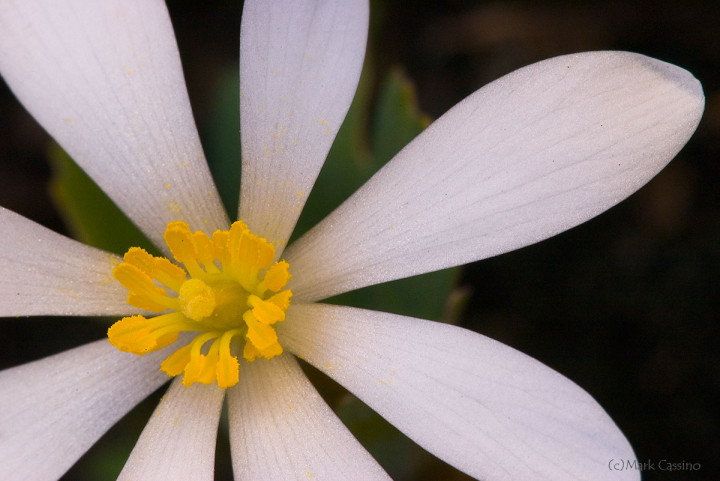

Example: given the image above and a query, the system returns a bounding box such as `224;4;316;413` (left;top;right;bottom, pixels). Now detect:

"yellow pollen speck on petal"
108;220;292;388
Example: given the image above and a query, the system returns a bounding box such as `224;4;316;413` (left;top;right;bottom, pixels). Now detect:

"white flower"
0;1;703;481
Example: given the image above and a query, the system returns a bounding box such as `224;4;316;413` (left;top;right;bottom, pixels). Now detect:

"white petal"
0;339;171;481
118;378;224;481
283;51;704;301
0;0;228;251
0;207;139;316
278;303;639;481
238;0;368;252
227;353;391;481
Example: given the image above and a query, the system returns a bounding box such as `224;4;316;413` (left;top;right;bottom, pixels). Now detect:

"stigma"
108;221;292;388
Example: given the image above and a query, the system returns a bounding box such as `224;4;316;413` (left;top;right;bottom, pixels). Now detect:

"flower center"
108;220;292;388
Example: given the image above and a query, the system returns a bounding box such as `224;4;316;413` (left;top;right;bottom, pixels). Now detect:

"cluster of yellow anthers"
108;220;292;389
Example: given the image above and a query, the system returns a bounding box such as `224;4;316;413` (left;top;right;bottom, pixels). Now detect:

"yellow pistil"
108;220;292;388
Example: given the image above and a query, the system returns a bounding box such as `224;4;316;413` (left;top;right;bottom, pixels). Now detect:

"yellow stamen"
267;290;293;311
183;332;220;386
108;220;292;388
161;342;193;376
108;312;198;355
113;263;178;312
259;260;292;294
217;329;242;388
247;294;286;324
123;247;186;291
243;310;281;351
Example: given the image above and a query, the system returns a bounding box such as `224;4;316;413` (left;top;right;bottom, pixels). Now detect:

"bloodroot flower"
0;1;703;481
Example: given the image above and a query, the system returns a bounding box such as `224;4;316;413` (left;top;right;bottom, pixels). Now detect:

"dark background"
1;1;718;480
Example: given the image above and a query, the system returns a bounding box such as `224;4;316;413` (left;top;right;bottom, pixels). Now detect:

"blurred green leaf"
371;67;432;164
48;144;154;255
203;67;242;220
